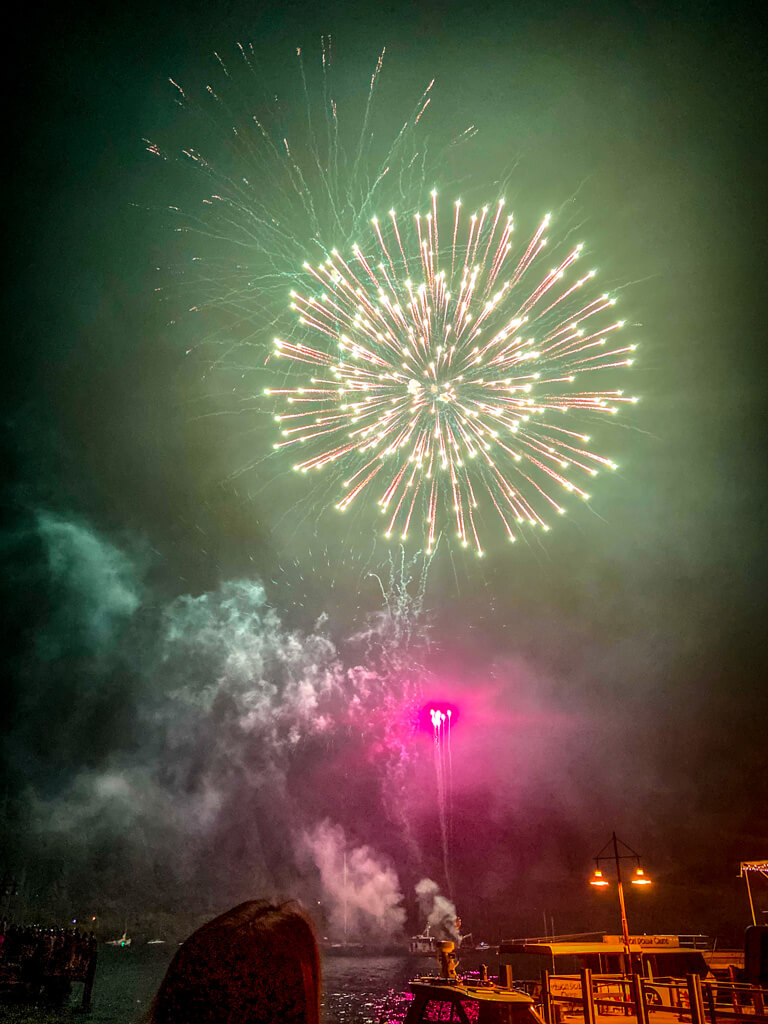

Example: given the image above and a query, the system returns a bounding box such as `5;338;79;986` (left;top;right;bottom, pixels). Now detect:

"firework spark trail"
268;197;638;554
446;707;453;886
147;44;476;364
430;708;452;897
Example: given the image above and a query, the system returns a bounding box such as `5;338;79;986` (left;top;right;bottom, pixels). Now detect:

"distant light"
590;869;609;888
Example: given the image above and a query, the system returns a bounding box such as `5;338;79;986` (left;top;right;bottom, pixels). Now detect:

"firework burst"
267;192;638;556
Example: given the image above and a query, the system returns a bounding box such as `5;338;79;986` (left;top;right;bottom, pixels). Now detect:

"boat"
146;939;166;945
494;930;768;1024
105;931;131;947
499;933;712;974
408;921;476;955
321;941;366;956
405;977;544;1024
409;927;438;955
404;940;544;1024
498;934;715;1008
321;938;406;957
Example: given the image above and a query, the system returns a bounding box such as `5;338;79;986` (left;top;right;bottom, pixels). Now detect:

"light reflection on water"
322;955;415;1023
322;953;493;1024
5;947;495;1023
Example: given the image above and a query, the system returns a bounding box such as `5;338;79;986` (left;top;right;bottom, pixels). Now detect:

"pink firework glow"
418;701;460;733
267;193;638;555
427;703;455;894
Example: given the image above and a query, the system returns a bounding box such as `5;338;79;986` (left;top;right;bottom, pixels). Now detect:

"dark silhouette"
148;900;321;1024
0;922;97;1008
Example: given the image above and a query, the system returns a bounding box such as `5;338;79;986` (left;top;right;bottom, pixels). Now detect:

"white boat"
409;928;438;955
106;931;131;947
409;923;475;955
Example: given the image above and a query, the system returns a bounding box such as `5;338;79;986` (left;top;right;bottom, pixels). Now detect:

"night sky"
4;0;768;944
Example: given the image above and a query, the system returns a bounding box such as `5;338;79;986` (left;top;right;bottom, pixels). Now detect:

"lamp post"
590;832;652;970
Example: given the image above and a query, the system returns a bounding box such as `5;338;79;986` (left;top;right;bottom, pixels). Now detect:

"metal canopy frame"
739;861;768;926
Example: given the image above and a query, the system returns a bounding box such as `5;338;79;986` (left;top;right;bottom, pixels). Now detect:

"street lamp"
589;832;653;968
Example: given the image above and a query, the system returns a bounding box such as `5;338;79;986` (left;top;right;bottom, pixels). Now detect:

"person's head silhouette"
148;900;321;1024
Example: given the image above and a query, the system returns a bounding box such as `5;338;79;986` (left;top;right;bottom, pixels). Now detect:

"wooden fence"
538;969;768;1024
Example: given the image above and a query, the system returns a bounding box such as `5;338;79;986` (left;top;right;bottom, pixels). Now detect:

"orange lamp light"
631;867;652;886
590;868;609;887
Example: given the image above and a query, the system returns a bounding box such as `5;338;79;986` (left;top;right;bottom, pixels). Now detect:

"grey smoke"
415;877;459;942
10;511;759;941
7;514;421;930
303;820;406;942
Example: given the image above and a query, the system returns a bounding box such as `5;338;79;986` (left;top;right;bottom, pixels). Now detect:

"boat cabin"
498;936;711;982
410;932;438;955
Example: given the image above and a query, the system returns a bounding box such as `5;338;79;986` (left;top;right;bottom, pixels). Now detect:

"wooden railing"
537;969;768;1024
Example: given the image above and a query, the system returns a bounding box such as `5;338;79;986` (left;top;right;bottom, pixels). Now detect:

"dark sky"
3;0;768;941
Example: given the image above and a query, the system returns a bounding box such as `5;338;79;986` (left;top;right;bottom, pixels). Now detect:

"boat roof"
410;979;535;1004
500;940;700;956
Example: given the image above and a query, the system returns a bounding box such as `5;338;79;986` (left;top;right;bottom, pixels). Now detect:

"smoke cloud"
415;878;459;942
3;509;766;943
303;820;406;942
2;512;427;934
35;511;140;655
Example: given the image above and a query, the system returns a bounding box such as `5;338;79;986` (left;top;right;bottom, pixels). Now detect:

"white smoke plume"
415;877;460;941
303;820;406;943
15;528;424;919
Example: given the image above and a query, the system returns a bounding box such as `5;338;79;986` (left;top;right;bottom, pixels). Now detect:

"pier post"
703;981;717;1024
752;986;765;1016
632;973;649;1024
581;968;596;1024
686;973;706;1024
728;965;742;1015
498;964;513;988
540;969;553;1024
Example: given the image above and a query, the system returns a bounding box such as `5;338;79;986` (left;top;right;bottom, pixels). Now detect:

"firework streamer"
269;196;637;554
446;707;453;889
431;708;452;896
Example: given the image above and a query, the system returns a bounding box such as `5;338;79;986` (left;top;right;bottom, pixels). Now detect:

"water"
322;957;417;1023
0;946;478;1023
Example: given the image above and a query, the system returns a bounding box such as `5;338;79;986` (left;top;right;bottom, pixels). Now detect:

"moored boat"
498;934;713;1007
405;940;544;1024
408;921;476;955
